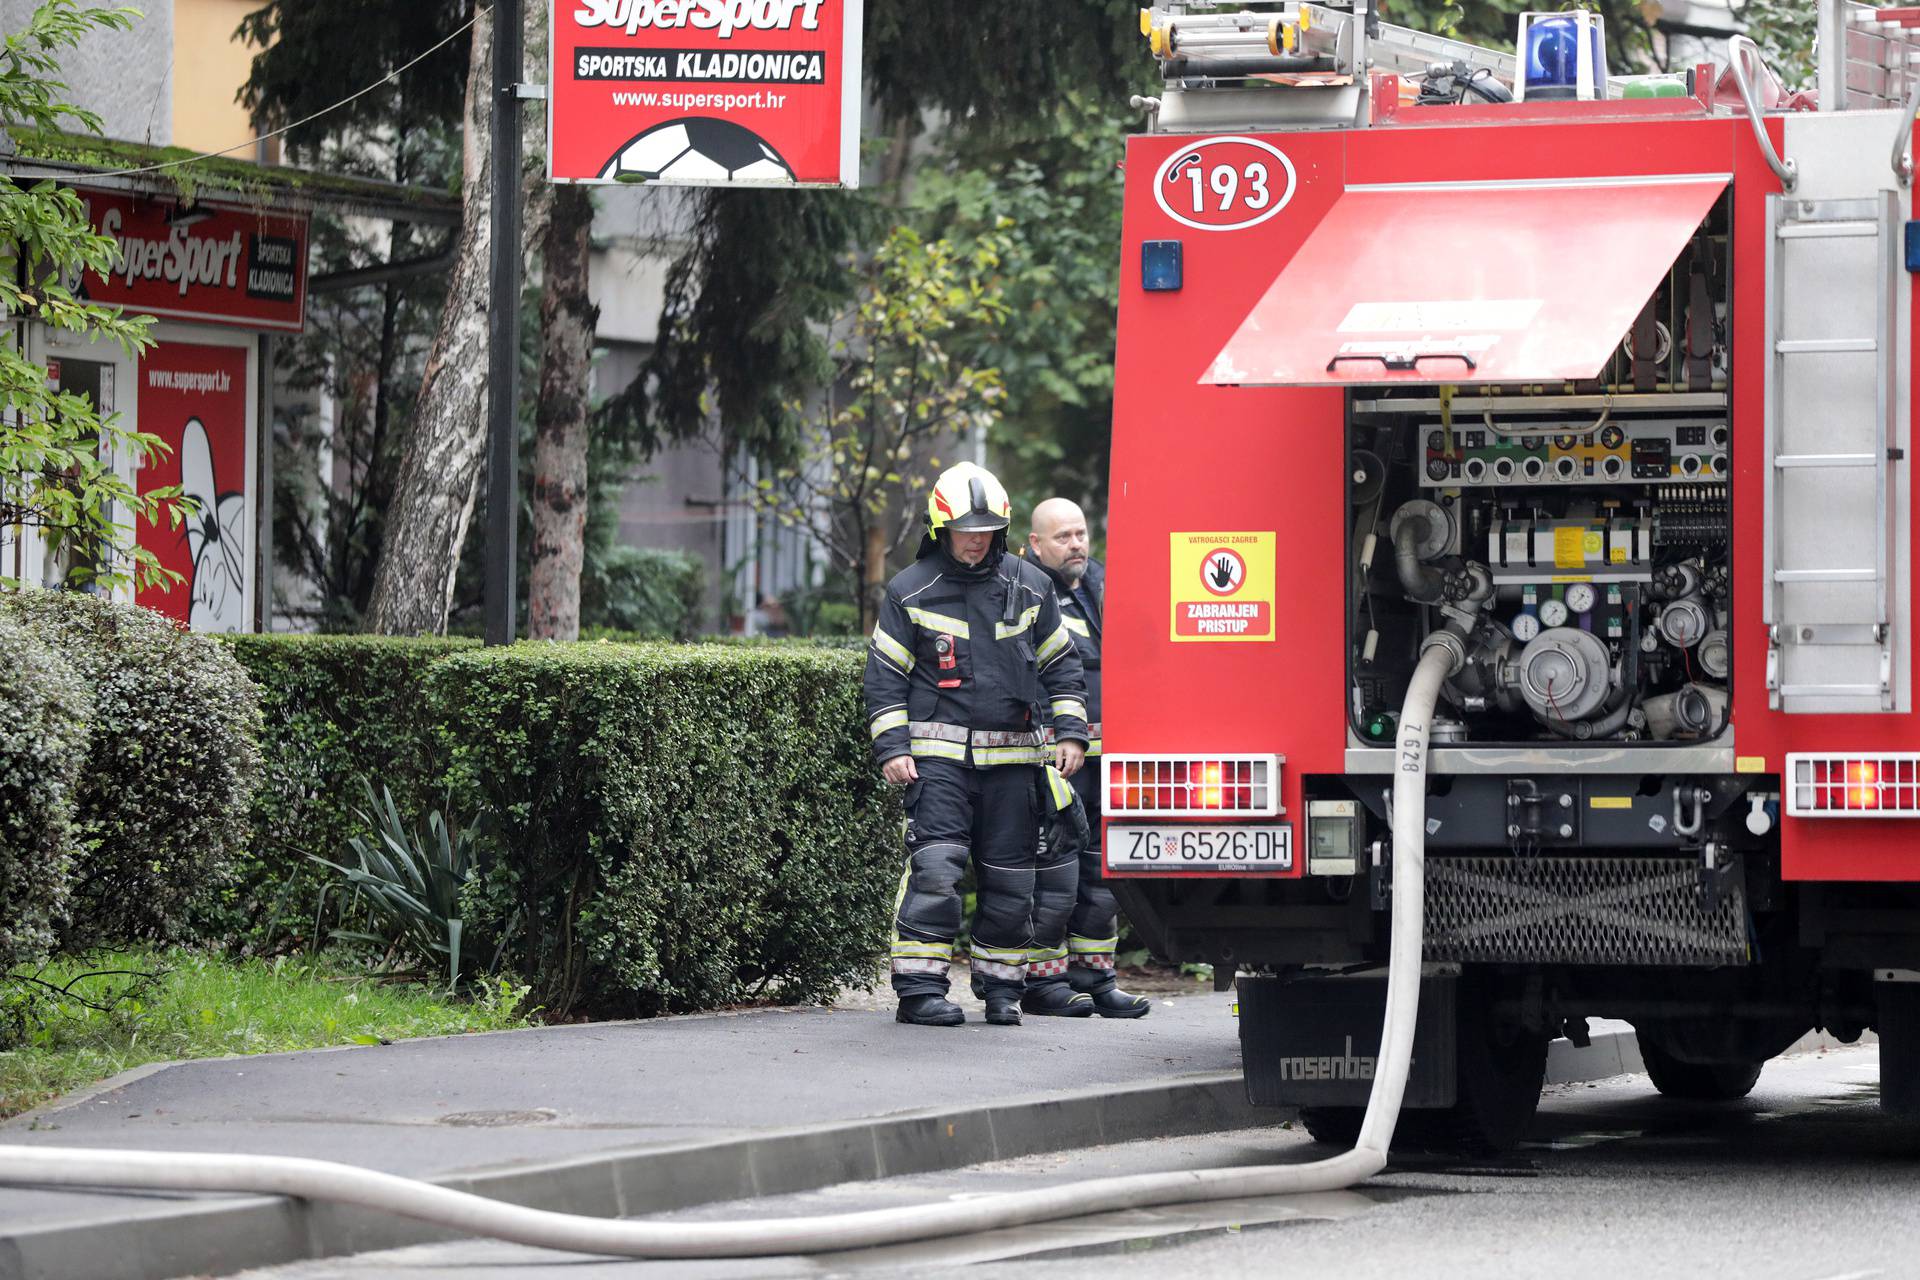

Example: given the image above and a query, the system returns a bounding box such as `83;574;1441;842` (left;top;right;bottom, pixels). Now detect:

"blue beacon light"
1142;239;1183;292
1522;12;1606;101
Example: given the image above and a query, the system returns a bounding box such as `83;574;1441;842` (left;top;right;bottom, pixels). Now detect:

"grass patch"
0;949;531;1119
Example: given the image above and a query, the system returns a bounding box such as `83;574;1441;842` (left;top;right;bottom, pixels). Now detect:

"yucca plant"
311;782;476;990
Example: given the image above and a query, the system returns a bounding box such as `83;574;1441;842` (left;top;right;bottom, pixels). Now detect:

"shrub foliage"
432;642;898;1016
0;614;89;968
5;622;898;1016
210;635;475;950
1;591;261;947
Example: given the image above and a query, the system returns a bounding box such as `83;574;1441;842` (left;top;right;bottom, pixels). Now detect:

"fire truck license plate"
1107;825;1293;873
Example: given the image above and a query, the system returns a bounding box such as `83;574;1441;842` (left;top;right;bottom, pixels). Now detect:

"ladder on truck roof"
1829;0;1920;112
1142;0;1920;130
1137;1;1633;131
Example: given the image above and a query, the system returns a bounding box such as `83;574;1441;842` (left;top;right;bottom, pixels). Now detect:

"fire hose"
0;647;1453;1260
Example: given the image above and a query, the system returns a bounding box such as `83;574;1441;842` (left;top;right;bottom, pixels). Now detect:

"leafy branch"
0;1;193;593
737;225;1008;627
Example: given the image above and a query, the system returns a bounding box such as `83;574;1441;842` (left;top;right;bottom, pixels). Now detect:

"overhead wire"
3;13;479;183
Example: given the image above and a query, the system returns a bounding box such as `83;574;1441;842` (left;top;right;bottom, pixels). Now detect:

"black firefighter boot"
1074;967;1151;1018
1022;980;1095;1017
896;994;965;1026
1087;987;1152;1018
982;990;1024;1026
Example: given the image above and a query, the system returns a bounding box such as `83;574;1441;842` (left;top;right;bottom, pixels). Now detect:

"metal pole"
485;0;524;647
256;332;275;634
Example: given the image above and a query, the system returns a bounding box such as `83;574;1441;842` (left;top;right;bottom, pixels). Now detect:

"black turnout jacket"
864;545;1089;768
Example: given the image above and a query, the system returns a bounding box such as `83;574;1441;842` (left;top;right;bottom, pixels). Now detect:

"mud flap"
1238;971;1457;1110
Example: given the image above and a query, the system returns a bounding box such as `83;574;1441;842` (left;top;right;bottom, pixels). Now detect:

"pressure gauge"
1512;611;1541;642
1539;598;1570;628
1565;583;1597;614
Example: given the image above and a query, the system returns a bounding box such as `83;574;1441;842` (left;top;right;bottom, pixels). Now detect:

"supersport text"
573;0;824;39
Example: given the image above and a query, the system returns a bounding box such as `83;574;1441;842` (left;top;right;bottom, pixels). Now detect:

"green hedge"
208;635;477;951
1;591;261;948
0;615;89;968
432;642;897;1016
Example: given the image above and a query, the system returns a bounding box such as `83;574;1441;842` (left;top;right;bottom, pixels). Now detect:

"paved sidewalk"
4;991;1236;1183
0;989;1664;1280
0;990;1248;1279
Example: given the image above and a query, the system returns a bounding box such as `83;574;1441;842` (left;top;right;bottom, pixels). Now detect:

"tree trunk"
527;186;597;641
363;3;551;635
861;519;888;635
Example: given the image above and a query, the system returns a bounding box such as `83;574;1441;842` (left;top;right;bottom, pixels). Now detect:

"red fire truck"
1103;0;1920;1149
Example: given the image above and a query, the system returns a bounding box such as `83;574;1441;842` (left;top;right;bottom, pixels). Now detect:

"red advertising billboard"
79;190;308;333
135;341;251;632
549;0;864;187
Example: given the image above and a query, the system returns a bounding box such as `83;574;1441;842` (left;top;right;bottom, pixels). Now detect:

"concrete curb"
1548;1027;1643;1084
0;1025;1668;1280
0;1072;1263;1280
1545;1024;1877;1088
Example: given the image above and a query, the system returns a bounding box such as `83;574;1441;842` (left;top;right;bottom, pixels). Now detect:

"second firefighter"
1024;497;1151;1018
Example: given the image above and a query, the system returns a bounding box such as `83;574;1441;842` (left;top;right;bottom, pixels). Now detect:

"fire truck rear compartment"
1346;195;1735;752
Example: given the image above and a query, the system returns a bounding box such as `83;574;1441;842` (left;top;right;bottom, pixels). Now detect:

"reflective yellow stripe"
1086;738;1102;756
995;604;1042;640
906;606;970;638
910;738;968;761
1050;698;1087;723
872;626;915;671
869;709;909;738
1045;766;1075;810
888;865;911;955
974;745;1049;766
1068;935;1120;952
969;942;1029;965
890;939;954;959
1026;945;1068;964
1063;616;1091;637
1036;623;1072;666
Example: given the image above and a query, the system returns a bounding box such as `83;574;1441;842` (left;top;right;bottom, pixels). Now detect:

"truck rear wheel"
1298;1106;1364;1146
1400;991;1549;1154
1296;979;1547;1155
1635;1028;1758;1105
1636;1032;1764;1101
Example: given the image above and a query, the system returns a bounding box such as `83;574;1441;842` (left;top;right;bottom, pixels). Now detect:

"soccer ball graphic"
598;117;796;184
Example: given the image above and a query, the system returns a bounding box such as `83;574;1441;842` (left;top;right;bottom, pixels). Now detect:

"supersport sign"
550;0;863;187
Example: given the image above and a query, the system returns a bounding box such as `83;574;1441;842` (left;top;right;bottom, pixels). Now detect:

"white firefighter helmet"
926;461;1012;535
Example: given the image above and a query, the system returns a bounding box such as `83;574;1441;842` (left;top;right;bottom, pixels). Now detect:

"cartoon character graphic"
177;417;246;632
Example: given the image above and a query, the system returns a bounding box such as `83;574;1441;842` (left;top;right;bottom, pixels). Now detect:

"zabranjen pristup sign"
550;0;864;188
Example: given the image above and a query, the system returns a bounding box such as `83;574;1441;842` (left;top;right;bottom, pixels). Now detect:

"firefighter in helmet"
865;462;1091;1026
1024;497;1151;1018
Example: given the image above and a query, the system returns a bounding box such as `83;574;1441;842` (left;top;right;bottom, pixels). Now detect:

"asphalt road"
230;1040;1918;1280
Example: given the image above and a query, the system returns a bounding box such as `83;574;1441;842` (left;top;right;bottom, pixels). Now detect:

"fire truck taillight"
1103;754;1283;818
1786;754;1920;817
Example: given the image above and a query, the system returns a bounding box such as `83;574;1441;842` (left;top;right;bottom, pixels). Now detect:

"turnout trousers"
1029;762;1121;995
890;758;1041;999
